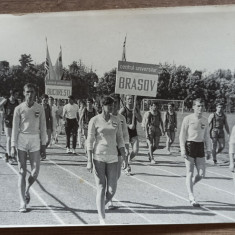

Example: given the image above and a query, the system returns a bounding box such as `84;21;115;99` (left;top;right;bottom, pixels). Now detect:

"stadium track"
1;125;235;226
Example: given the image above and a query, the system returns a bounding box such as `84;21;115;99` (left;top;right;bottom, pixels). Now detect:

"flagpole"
45;37;50;80
120;34;127;108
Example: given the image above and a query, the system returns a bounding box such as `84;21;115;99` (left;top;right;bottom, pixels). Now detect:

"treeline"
96;64;235;111
1;55;235;111
0;55;99;100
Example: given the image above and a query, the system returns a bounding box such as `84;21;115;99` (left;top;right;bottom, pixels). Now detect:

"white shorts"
17;133;40;153
229;143;235;154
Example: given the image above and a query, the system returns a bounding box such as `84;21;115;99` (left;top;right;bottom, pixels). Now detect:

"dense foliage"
1;55;235;110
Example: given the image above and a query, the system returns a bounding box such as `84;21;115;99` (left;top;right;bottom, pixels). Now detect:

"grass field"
137;111;235;154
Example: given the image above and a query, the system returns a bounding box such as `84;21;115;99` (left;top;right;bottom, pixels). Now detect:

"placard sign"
45;80;72;99
115;61;159;97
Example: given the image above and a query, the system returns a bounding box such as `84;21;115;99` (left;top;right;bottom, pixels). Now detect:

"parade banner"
115;61;159;97
45;80;72;99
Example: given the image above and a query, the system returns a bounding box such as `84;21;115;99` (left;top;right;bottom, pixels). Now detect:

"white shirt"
87;114;125;163
11;102;47;147
113;113;129;144
63;103;79;119
230;126;235;144
179;113;211;154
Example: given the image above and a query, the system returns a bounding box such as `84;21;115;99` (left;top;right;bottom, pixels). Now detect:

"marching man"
11;83;47;212
179;98;211;207
208;102;229;165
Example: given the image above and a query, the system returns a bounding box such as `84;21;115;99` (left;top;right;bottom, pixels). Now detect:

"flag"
120;35;127;106
45;39;56;80
122;35;127;61
54;46;63;80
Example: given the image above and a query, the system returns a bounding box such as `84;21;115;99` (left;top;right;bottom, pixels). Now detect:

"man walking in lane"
41;94;53;160
63;95;79;154
208;102;230;164
164;103;177;155
79;98;97;153
119;95;142;175
0;89;19;163
11;83;47;212
145;101;164;164
179;98;211;207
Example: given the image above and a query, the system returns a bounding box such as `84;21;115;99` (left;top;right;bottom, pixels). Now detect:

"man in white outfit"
179;98;211;207
63;95;79;154
11;83;47;212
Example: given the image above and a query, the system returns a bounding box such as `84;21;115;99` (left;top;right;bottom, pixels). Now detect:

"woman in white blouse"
87;96;126;224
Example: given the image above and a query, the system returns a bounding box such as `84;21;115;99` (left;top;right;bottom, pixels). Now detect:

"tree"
19;54;34;70
96;68;116;97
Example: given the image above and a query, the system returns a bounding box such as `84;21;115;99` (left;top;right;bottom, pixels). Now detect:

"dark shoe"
190;199;200;207
41;153;46;161
5;153;9;163
125;165;132;176
10;157;17;165
25;192;30;204
148;153;151;162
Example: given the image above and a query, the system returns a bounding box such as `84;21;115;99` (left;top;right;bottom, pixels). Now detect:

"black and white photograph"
1;5;235;227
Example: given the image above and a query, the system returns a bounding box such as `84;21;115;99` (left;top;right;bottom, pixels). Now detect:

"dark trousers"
65;118;78;149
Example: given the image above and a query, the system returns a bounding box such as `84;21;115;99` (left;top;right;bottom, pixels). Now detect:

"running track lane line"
48;153;153;224
55;140;235;222
135;160;235;196
141;146;233;179
54;144;235;223
207;169;232;179
124;154;235;221
7;163;66;225
130;173;235;222
148;155;235;196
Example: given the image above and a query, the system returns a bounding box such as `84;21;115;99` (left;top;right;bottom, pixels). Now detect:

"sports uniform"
164;110;177;154
180;111;211;207
146;110;162;141
63;102;79;152
3;98;19;162
180;114;211;157
81;107;97;138
208;111;229;164
209;112;226;139
12;102;47;152
120;106;138;144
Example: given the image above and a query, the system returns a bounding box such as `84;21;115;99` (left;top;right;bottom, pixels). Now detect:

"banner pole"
132;95;137;125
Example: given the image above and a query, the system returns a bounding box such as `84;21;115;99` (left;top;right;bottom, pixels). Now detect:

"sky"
1;5;235;77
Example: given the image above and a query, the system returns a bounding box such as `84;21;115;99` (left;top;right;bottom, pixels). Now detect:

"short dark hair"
150;101;158;107
10;89;19;95
110;93;120;101
193;98;204;106
23;83;36;92
41;94;49;99
168;102;175;108
49;96;54;100
216;102;224;107
79;99;86;105
68;95;75;100
87;98;93;103
101;96;114;106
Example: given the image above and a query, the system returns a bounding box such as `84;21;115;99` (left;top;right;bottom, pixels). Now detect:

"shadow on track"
30;177;89;224
134;172;182;178
108;200;214;216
